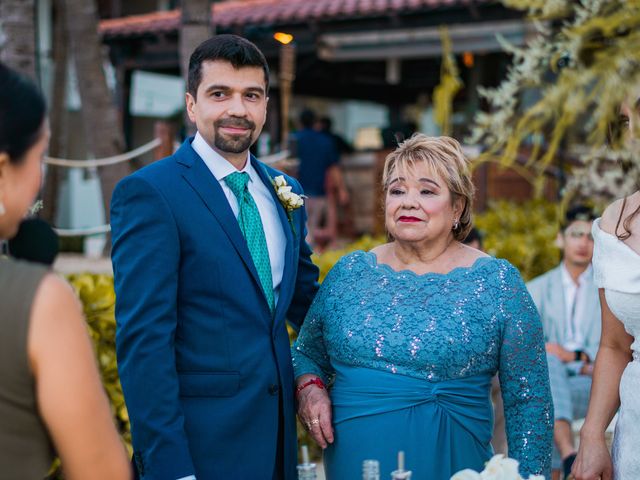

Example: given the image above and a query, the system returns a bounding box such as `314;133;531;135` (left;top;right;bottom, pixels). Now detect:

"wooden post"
154;121;175;161
279;42;296;147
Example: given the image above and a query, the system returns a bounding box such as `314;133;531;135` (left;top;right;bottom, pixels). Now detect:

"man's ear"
185;92;197;123
555;232;565;249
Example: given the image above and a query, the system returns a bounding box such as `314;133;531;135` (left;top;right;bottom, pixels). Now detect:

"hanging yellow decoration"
468;0;640;204
433;26;463;136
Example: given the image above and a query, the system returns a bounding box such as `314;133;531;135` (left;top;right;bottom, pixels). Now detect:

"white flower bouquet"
451;454;544;480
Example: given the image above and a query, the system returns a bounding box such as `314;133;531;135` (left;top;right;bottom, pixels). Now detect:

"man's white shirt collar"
560;262;592;288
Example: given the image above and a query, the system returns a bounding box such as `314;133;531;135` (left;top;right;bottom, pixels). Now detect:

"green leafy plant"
66;273;132;453
475;199;562;281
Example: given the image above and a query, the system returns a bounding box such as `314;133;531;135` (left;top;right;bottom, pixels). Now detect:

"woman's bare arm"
573;290;633;480
28;274;131;480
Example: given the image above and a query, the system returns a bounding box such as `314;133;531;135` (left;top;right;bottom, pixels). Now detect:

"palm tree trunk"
64;0;129;224
40;0;68;223
180;0;213;136
0;0;37;79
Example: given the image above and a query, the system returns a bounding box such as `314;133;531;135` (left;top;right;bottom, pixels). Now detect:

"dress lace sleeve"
291;259;343;384
497;262;553;478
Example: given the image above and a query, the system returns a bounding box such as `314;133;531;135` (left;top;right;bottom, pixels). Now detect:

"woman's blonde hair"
381;134;475;241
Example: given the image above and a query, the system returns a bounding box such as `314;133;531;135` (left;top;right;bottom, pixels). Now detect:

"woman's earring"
453;219;459;230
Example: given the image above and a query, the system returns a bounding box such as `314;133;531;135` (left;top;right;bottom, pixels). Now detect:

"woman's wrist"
295;376;325;398
579;423;607;442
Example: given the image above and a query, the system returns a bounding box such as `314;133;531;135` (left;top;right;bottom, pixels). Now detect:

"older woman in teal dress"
292;135;553;479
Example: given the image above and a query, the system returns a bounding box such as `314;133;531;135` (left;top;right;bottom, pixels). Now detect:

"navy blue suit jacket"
111;138;319;479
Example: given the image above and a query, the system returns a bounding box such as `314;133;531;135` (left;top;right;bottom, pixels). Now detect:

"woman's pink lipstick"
398;216;422;223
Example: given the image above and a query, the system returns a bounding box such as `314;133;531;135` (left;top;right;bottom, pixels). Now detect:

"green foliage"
66;274;132;451
475;199;561;281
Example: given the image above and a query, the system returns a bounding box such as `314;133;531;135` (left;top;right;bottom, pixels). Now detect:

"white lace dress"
592;219;640;479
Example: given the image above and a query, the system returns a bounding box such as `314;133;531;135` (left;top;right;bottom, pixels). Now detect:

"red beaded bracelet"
295;377;325;397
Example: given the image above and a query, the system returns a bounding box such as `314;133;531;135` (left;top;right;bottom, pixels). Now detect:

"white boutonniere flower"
272;175;305;235
273;175;304;212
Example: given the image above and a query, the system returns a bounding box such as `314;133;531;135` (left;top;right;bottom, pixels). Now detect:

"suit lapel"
251;157;296;324
177;140;264;298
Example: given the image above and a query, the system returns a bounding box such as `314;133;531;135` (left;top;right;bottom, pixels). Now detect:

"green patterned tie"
225;172;275;314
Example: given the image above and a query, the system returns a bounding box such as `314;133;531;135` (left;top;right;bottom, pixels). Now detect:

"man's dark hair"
300;109;316;129
561;205;597;231
188;34;269;97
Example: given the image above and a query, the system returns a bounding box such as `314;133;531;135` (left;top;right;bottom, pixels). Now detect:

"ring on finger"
310;418;320;426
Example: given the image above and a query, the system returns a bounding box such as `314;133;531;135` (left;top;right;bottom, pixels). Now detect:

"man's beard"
213;118;256;154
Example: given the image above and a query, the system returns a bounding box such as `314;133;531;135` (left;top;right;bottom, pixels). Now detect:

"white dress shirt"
192;132;286;305
560;263;593;352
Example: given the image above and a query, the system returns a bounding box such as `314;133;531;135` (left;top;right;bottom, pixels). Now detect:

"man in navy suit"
111;35;319;480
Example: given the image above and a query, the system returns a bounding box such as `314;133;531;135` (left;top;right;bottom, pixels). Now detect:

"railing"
45;138;162;168
45;137;290;237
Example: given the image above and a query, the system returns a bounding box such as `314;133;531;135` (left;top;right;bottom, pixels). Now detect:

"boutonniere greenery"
272;175;305;233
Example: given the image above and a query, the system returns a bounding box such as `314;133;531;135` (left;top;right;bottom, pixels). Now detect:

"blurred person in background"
292;109;349;246
0;63;131;479
316;116;354;157
293;134;552;479
316;116;352;243
526;205;601;480
573;85;640;480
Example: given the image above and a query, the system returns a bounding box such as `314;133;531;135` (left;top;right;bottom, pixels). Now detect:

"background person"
291;109;347;246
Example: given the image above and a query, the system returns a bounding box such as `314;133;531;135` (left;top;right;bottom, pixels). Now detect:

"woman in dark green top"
0;63;130;480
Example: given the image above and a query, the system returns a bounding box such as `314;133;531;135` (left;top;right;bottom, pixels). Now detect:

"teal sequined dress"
293;251;552;479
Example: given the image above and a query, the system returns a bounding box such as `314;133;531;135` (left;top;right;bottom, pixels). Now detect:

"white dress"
592;218;640;479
